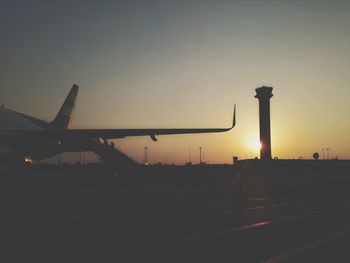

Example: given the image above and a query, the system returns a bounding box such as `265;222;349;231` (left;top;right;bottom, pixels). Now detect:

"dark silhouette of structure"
0;84;236;167
255;86;273;160
89;139;139;168
144;147;149;165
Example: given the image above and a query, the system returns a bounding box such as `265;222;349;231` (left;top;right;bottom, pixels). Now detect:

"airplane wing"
3;105;236;141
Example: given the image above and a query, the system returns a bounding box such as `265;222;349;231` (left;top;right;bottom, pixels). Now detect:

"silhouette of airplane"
0;84;235;164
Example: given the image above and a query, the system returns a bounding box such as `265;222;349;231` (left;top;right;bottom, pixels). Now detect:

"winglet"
232;104;236;128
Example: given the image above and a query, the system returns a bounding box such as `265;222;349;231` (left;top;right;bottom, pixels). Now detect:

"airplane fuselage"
0;107;64;162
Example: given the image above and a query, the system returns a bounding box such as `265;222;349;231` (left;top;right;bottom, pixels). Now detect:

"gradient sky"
1;0;350;164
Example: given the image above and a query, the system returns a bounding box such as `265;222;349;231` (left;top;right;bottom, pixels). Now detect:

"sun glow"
250;139;262;152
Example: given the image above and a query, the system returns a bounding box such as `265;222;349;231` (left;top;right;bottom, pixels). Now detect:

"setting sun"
250;139;262;152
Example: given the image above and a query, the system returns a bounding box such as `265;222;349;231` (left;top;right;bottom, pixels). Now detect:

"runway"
2;168;350;262
185;200;350;262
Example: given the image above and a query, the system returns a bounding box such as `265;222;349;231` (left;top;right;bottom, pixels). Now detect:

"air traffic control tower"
255;86;273;160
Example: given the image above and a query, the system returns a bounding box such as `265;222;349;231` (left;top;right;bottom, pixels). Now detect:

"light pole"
326;147;330;160
199;147;202;164
322;148;325;160
144;147;148;165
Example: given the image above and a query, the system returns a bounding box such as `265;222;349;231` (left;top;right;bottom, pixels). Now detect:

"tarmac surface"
1;165;350;262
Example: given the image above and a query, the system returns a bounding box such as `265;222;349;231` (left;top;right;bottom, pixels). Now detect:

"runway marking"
250;198;271;201
262;229;350;263
211;198;271;206
217;200;312;215
191;203;350;240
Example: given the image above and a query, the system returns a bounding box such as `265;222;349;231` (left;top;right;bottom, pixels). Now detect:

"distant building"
233;156;239;164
